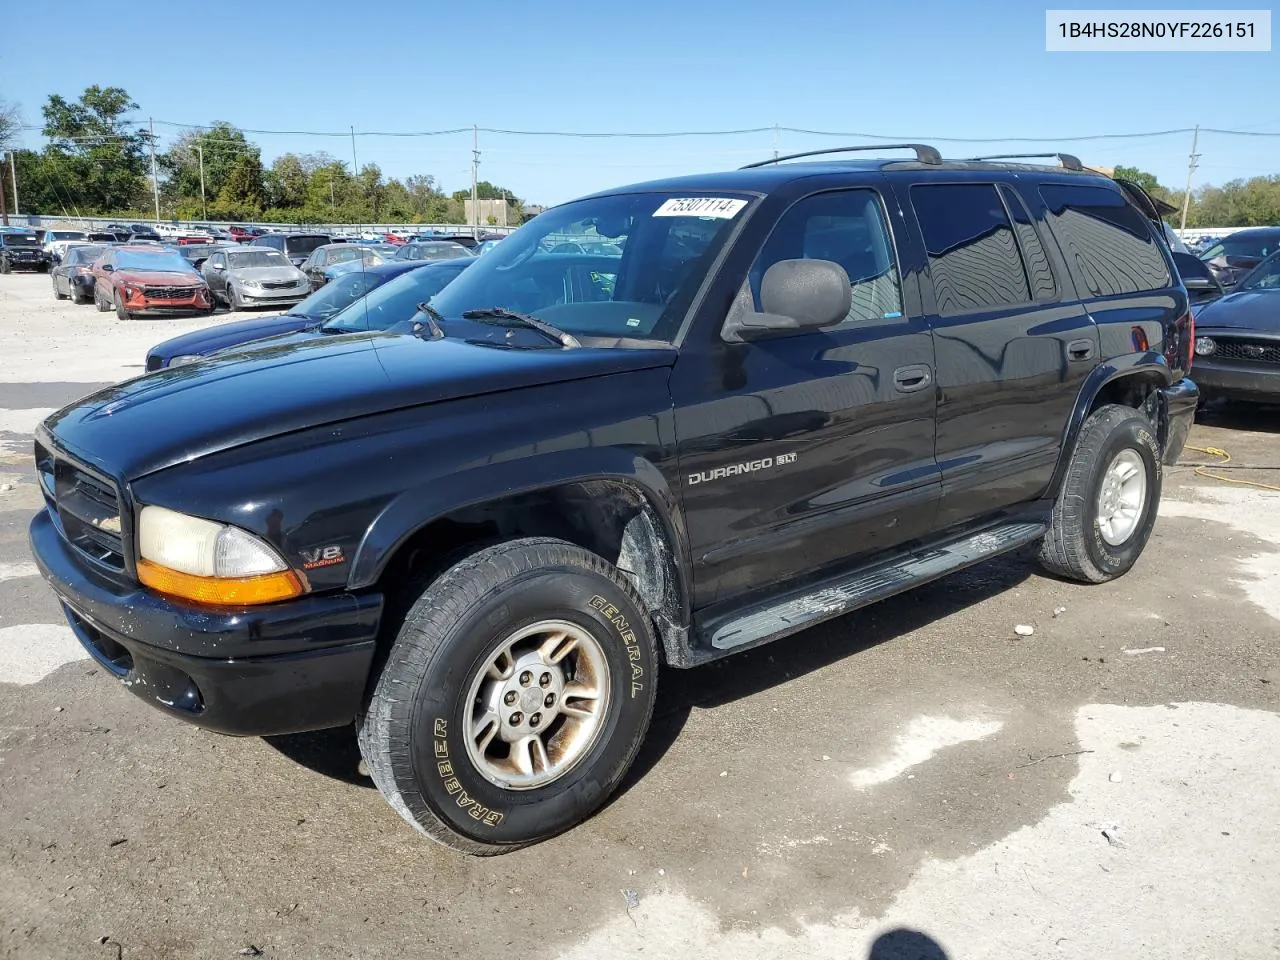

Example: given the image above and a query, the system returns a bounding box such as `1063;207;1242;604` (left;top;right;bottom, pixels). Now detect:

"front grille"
261;280;298;290
36;439;126;571
1213;338;1280;365
141;285;198;300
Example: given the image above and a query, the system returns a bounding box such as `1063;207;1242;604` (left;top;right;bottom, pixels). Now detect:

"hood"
48;332;677;480
1193;289;1280;332
146;313;316;364
115;269;203;286
231;265;302;282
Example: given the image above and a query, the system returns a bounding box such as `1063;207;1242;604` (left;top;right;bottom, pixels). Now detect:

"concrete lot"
1;271;1278;960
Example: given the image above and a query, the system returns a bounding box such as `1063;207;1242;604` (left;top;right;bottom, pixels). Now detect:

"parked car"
87;232;121;243
50;244;109;303
128;231;162;243
30;148;1197;853
299;242;387;289
42;229;89;262
1189;251;1280;406
202;245;311;309
227;225;257;242
473;239;504;256
91;245;213;319
1199;227;1280;289
127;223;151;234
172;243;219;272
251;232;331;267
145;259;469;369
0;231;51;273
395;240;472;262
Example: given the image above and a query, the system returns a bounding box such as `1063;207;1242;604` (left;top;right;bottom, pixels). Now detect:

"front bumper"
29;508;384;736
5;256;49;270
240;287;309;303
1191;358;1280;403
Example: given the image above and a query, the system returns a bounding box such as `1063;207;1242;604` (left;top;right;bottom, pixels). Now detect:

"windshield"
328;246;366;264
1239;252;1280;291
67;245;107;265
1200;234;1278;261
284;235;329;255
322;262;473;332
289;269;386;320
228;250;290;269
180;245;216;258
115;250;196;272
5;234;39;246
429;191;751;341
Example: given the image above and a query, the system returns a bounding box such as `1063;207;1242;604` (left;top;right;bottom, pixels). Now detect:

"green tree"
265;153;308;209
1112;165;1161;194
161;122;259;213
216;153;266;218
41;86;148;213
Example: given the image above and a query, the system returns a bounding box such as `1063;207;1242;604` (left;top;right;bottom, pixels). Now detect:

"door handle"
1067;339;1096;361
893;364;933;393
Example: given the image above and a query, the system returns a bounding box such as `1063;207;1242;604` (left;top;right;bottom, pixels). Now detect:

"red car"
228;225;261;242
91;245;214;320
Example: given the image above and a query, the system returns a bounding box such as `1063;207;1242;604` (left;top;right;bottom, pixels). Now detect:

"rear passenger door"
904;179;1097;527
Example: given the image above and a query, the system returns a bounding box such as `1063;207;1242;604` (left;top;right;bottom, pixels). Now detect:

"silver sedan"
202;245;312;310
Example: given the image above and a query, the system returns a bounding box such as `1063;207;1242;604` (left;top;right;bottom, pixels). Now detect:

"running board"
706;521;1047;652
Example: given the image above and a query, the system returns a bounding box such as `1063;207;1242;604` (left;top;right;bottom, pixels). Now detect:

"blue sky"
2;0;1276;204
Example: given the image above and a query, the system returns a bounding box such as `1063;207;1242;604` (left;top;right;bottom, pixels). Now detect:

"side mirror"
1172;251;1224;305
212;262;225;271
722;259;852;342
101;264;114;273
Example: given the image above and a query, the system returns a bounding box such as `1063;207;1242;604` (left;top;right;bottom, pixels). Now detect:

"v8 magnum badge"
688;452;797;486
300;544;346;569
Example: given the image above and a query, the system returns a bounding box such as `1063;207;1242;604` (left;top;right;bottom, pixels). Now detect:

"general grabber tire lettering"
1039;403;1161;584
357;537;659;854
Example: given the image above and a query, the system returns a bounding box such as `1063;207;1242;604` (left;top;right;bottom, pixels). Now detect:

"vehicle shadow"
868;928;950;959
1195;399;1280;434
263;726;372;788
617;547;1036;797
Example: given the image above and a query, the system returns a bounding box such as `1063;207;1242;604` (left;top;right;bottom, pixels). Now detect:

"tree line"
1;86;524;225
3;88;1279;229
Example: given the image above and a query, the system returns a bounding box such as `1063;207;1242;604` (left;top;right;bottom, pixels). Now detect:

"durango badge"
688;452;797;485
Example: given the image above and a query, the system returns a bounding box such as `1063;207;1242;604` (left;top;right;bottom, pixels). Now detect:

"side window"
911;183;1031;315
1038;182;1171;297
998;184;1057;301
749;189;904;327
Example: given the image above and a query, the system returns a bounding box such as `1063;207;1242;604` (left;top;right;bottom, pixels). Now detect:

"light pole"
196;143;207;220
140;120;160;222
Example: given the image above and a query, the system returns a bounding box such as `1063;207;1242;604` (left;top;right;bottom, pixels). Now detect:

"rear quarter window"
1038;182;1171;297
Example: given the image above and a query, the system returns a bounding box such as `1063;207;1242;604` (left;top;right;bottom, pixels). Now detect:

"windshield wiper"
462;307;581;348
412;302;446;341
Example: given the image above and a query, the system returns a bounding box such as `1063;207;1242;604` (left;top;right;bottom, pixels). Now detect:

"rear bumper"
29;508;384;736
1155;377;1198;465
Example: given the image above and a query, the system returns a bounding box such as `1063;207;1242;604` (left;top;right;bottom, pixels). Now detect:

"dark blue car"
145;258;474;370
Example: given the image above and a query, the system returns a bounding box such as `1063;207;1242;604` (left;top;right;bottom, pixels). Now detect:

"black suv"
251;232;332;267
0;231;51;272
29;146;1197;853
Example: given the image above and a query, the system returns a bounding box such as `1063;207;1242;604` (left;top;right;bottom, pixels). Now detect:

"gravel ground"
1;271;1278;960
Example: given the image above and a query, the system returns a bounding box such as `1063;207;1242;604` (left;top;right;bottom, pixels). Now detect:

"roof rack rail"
741;143;942;169
963;152;1084;172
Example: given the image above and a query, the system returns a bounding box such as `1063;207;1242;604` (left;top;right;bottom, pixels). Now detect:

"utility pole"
471;124;480;239
196;143;207;220
1179;124;1200;232
350;125;360;233
147;117;160;223
8;150;17;217
0;154;8;227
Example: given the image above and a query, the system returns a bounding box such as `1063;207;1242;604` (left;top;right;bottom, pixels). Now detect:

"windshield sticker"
652;198;747;219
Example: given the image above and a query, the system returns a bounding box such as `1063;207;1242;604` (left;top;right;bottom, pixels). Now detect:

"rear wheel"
0;258;10;275
1039;404;1161;583
358;537;659;854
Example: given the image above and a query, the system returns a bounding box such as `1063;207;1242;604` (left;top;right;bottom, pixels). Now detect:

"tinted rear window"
284;235;330;256
1038;183;1170;297
911;183;1031;315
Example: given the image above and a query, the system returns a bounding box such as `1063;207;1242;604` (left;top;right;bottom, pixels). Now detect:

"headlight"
1194;336;1216;357
136;505;304;605
242;278;263;289
167;354;204;367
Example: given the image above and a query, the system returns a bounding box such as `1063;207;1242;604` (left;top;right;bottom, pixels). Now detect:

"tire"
358;537;659;854
0;259;9;275
114;290;131;321
1039;404;1161;583
94;285;111;312
226;284;240;310
52;275;67;300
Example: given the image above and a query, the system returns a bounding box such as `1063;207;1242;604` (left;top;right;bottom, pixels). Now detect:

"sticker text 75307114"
652;198;748;219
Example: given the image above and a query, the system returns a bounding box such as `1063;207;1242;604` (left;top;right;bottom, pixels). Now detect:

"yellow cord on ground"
1182;444;1280;493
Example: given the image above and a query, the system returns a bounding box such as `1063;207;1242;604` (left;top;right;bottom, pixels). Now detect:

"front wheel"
358;538;659;854
114;290;131;321
94;285;111;312
1039;404;1161;583
52;275;67;300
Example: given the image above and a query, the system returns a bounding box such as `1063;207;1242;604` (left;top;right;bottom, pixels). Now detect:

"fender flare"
1046;351;1172;497
346;448;694;628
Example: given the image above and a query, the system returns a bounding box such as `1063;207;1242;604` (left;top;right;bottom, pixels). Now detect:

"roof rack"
963;152;1084;172
741;143;942;169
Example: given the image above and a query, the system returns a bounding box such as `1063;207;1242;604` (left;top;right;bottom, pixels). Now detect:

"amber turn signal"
137;558;304;606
